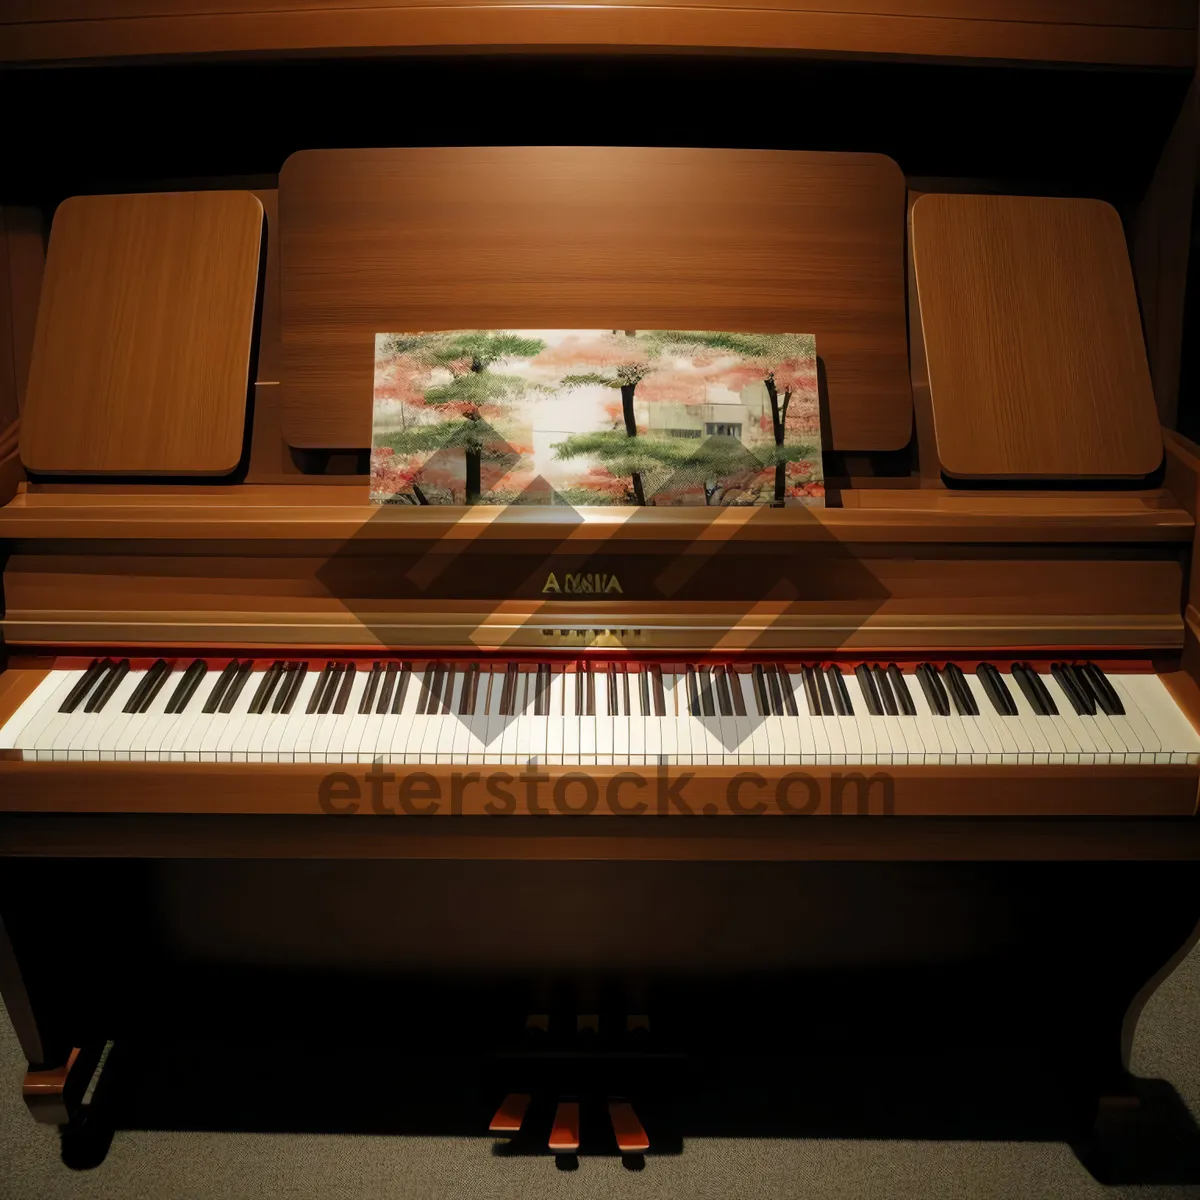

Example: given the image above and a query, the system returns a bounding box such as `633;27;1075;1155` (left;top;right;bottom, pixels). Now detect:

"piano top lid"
0;1;1193;69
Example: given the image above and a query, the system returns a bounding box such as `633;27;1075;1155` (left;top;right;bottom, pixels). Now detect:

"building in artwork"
645;381;771;444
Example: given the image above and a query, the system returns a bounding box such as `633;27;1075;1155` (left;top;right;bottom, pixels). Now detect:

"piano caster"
22;1044;103;1126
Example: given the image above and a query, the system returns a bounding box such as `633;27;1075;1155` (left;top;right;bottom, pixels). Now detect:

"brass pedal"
609;1100;649;1153
488;1092;530;1135
549;1100;580;1153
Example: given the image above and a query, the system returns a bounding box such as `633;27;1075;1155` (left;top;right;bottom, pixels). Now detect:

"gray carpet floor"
1;951;1199;1200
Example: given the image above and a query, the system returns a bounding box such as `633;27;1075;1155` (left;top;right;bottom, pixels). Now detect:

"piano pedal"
524;1012;549;1037
608;1099;650;1154
488;1092;531;1135
549;1099;581;1154
576;1013;599;1037
626;1013;651;1035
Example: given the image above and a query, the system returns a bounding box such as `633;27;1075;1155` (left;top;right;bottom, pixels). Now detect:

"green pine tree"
378;331;546;503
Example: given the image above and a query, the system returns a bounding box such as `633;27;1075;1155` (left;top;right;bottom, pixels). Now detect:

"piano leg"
0;912;102;1125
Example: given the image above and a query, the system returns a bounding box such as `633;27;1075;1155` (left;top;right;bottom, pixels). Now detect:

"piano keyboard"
2;658;1198;766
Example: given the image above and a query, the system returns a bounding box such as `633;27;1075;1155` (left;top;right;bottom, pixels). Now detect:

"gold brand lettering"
542;570;624;596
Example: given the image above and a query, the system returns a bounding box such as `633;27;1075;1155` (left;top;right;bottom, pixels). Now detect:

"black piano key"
535;664;550;717
306;663;333;715
278;662;308;714
915;665;947;716
975;663;1016;716
699;666;716;717
85;659;130;713
728;666;747;716
871;665;898;716
764;665;784;716
248;661;284;715
712;666;730;716
834;667;855;716
717;666;737;716
165;659;204;714
1051;663;1093;716
376;662;398;714
137;659;173;713
607;664;619;716
359;662;383;715
1013;663;1057;716
219;660;254;713
330;663;356;714
124;658;165;713
1026;665;1058;716
638;666;651;717
316;664;345;715
168;659;208;713
686;666;702;717
776;664;799;716
921;664;951;717
748;664;766;716
622;665;632;717
498;664;514;716
855;664;882;717
419;665;441;716
267;667;292;710
201;660;239;714
271;662;297;713
585;664;595;716
121;660;154;714
460;664;479;716
799;666;820;716
59;659;106;713
651;665;666;717
942;664;979;717
1011;663;1044;715
1081;662;1124;716
811;667;831;717
391;663;412;715
886;665;917;716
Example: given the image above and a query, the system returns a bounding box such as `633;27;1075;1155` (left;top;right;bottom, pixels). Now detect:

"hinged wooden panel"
279;147;912;453
21;191;263;477
910;194;1163;481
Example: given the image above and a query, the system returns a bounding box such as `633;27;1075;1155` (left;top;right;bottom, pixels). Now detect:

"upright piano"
1;2;1200;1157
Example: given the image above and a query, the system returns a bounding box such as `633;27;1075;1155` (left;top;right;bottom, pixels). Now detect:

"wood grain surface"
21;191;263;477
911;194;1164;481
279;147;911;452
0;489;1186;651
0;758;1193;819
0;1;1193;68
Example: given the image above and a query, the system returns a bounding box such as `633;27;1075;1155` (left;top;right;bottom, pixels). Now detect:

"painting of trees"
370;329;823;507
372;331;544;504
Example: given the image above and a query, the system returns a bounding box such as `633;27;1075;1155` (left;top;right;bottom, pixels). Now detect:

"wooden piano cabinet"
0;1;1193;68
1;853;1198;1134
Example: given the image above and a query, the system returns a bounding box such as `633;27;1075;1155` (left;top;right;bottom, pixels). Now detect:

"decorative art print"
370;330;823;507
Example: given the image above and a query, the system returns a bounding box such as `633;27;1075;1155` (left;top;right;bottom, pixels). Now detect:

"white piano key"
1007;676;1053;764
954;673;1008;765
218;667;270;762
0;670;77;752
908;673;952;765
73;668;144;761
1107;675;1164;763
961;672;1021;764
260;667;316;763
1039;672;1105;764
1121;674;1200;764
